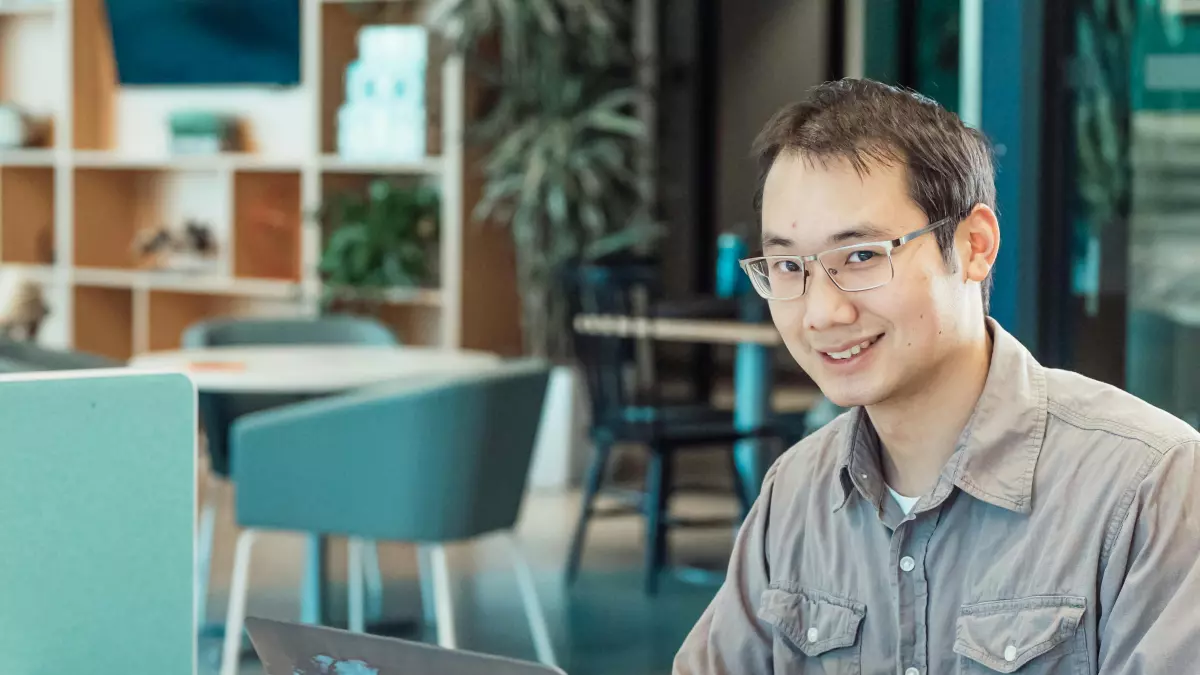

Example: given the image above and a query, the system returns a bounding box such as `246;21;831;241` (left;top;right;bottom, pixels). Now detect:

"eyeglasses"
738;214;961;301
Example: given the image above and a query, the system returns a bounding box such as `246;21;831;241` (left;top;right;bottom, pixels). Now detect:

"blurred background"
0;0;1195;674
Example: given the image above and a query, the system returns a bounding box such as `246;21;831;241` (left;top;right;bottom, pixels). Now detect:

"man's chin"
813;379;887;409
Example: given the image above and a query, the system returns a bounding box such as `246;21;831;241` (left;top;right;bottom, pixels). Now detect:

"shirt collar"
834;318;1048;515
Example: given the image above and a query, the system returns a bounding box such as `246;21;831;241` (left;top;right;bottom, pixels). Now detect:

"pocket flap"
756;586;865;657
954;595;1085;673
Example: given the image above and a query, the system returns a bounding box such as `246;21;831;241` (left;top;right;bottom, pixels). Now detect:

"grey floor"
198;479;739;675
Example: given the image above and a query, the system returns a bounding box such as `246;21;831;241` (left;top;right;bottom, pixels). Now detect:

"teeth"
826;338;876;360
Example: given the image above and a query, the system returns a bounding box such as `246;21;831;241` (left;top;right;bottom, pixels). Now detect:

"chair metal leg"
500;533;557;667
643;450;670;596
219;529;259;675
417;545;438;628
363;539;384;623
565;440;612;584
195;493;218;630
347;537;366;633
429;544;457;650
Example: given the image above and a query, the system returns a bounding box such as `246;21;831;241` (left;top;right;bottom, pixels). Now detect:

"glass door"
1054;0;1200;427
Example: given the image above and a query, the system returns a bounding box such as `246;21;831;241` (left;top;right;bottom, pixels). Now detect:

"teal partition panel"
0;370;196;675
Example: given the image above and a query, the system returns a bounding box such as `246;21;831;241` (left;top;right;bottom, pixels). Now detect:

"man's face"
760;153;975;408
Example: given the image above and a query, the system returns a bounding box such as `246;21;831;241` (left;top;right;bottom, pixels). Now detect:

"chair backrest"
232;360;552;542
561;260;661;427
185;315;398;477
183;314;397;348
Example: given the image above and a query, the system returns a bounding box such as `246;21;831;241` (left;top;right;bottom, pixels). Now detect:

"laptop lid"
0;369;197;675
245;616;566;675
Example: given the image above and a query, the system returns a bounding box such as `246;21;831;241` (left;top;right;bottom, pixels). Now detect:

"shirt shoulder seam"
1046;398;1190;456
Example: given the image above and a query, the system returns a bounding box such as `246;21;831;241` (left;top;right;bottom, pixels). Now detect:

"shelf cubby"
0;166;55;264
74;167;227;271
319;1;442;157
146;290;296;352
233;170;302;282
73;285;132;360
0;7;62;148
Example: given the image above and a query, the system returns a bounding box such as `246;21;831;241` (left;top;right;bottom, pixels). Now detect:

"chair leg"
428;543;457;650
728;450;751;522
363;539;385;623
643;449;671;596
195;493;218;630
499;532;557;667
565;440;612;584
219;529;259;675
417;545;438;628
347;537;366;633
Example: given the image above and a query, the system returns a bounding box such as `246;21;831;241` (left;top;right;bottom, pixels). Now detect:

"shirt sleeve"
672;462;779;675
1098;439;1200;674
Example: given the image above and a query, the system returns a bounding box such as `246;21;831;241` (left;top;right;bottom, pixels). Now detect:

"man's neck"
867;327;993;498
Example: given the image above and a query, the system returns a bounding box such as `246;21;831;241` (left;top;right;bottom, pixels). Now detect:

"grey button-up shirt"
674;319;1200;674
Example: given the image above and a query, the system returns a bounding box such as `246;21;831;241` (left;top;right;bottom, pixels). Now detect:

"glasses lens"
745;257;807;299
818;244;892;291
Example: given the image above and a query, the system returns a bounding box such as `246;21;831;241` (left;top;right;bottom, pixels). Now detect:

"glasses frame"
738;214;962;301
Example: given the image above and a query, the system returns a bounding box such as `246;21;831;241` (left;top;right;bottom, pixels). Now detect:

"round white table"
128;344;503;394
127;343;504;631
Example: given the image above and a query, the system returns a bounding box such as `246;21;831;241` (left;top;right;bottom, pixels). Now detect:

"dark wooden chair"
561;258;795;594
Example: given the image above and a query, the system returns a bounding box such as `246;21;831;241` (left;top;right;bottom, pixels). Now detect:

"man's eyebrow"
762;221;892;251
826;222;891;245
761;234;794;249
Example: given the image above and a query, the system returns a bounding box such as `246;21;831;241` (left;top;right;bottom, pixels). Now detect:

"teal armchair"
218;360;556;675
184;315;398;635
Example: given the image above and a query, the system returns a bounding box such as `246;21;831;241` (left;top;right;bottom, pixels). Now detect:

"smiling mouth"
821;335;883;362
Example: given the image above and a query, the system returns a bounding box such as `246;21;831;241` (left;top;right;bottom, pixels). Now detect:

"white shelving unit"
0;0;466;359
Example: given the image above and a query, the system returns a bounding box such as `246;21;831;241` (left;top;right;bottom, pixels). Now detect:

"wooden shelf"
0;0;493;360
0;2;59;16
320;154;443;175
233;171;302;282
0;166;55;264
73;150;305;172
0;149;55;166
73;267;303;299
73;285;132;361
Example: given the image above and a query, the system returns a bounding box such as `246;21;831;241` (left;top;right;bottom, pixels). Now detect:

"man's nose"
803;267;858;331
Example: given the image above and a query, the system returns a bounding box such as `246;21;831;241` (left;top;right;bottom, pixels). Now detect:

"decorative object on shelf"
0;103;50;149
131;219;219;272
430;0;662;358
0;272;49;342
316;179;439;310
168;110;241;155
337;25;428;161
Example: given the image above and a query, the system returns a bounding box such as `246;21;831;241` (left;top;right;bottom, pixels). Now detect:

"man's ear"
957;204;999;284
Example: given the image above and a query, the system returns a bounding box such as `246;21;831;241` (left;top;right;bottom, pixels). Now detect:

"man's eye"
847;250;877;264
772;260;802;274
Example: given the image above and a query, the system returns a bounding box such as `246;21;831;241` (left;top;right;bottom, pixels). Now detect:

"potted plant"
429;0;663;490
430;0;662;358
316;179;440;313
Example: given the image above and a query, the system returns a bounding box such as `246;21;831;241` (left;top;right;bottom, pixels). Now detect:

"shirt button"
904;668;920;675
1004;645;1017;662
899;556;916;572
806;627;819;642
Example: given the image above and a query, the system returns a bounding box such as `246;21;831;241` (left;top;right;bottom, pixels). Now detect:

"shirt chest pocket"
756;586;866;675
954;595;1088;674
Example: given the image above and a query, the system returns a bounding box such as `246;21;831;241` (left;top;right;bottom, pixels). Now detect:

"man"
674;78;1200;674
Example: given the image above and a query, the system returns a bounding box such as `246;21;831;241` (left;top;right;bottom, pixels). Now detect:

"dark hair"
752;78;996;311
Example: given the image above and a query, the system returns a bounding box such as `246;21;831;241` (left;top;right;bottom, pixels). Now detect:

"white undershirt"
887;485;921;515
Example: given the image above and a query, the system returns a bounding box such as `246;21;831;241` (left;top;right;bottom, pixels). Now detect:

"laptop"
245;616;566;675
